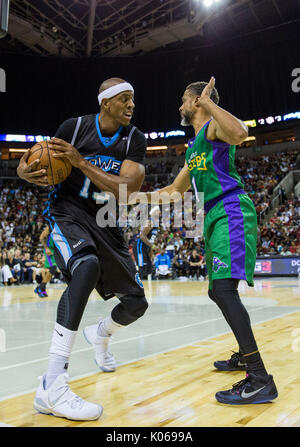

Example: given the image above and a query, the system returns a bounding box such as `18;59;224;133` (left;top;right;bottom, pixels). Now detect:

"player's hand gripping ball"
27;140;72;185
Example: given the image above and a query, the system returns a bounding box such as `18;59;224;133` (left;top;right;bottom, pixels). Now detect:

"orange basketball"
27;140;72;186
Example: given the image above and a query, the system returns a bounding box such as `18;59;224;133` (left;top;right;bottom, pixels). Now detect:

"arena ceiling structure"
1;0;300;58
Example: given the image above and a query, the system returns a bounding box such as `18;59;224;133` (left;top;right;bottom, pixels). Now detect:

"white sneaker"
34;373;103;421
83;323;116;372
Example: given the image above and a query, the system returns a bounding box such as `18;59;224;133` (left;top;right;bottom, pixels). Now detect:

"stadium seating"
0;150;299;284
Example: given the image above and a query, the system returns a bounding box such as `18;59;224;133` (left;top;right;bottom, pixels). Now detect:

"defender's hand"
198;76;215;106
17;151;48;186
50;138;85;169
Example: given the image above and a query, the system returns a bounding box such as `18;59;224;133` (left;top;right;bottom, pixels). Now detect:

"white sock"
45;353;69;389
45;323;77;389
97;316;124;337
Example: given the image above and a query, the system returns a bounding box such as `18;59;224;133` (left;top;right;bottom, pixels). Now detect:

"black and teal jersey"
45;114;146;220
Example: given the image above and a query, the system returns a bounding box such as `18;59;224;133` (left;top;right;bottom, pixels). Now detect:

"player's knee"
212;279;241;313
69;252;100;278
123;294;149;319
213;278;239;297
208;288;217;303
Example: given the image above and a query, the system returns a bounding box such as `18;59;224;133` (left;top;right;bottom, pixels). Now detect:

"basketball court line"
0;319;55;326
0;292;283;354
0;305;268;372
0;306;299;403
0;303;269;353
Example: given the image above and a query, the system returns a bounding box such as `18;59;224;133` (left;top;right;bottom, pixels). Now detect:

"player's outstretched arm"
199;77;248;146
128;161;191;205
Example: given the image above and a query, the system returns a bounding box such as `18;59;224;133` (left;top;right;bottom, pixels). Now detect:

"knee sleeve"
56;254;100;331
57;287;70;327
212;278;242;321
127;295;149;318
212;278;240;304
68;251;99;276
112;294;149;326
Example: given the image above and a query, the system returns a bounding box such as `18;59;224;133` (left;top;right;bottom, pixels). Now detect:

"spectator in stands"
281;245;293;256
32;254;45;285
13;248;24;283
188;249;205;280
173;250;189;279
1;249;18;286
22;252;38;284
289;241;298;254
155;248;172;279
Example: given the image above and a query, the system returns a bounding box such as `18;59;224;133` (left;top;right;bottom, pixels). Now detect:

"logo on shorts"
212;257;228;273
135;272;144;288
73;239;85;249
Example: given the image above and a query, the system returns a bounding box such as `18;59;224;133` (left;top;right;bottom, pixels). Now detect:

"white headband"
98;82;134;106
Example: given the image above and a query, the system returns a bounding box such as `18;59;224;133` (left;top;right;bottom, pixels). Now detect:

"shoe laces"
227;351;241;364
103;351;115;363
54;377;84;409
68;394;84;410
231;374;250;395
60;387;84;410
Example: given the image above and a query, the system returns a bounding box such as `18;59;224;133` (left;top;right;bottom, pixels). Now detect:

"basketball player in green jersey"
133;77;278;405
34;226;58;298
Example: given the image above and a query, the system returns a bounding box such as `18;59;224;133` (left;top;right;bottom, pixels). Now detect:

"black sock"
40;282;46;291
242;351;269;380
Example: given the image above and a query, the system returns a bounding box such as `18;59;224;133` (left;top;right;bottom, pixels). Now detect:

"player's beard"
180;110;193;126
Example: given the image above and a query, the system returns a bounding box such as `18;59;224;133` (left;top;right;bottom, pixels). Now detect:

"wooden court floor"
0;278;299;427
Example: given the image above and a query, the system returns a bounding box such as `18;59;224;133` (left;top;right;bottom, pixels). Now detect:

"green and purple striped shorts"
204;193;257;290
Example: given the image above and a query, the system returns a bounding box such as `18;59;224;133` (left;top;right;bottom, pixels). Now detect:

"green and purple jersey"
185;119;257;288
44;234;57;269
185;119;244;212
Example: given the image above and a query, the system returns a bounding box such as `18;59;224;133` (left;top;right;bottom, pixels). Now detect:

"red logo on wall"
261;261;272;273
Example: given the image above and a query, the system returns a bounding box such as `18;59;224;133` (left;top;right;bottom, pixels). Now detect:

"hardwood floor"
0;278;299;427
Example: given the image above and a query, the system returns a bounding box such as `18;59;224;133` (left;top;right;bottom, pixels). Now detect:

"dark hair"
186;81;220;105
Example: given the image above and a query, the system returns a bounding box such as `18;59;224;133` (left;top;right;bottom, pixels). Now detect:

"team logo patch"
212;257;228;273
135;272;144;288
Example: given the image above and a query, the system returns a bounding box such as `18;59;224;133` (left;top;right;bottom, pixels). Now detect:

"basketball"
27;140;72;185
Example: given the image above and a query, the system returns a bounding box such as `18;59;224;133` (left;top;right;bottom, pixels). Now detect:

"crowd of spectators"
257;193;300;256
0;249;45;286
0;183;47;253
0;182;49;286
228;151;297;216
0;149;299;285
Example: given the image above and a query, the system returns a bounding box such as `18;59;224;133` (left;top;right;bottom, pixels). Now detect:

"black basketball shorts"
48;209;145;300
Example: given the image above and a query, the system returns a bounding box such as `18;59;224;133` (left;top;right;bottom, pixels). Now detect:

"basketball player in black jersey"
133;206;160;280
17;78;148;421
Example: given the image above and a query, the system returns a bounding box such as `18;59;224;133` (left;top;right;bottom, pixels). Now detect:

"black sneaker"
215;372;278;405
214;351;246;371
